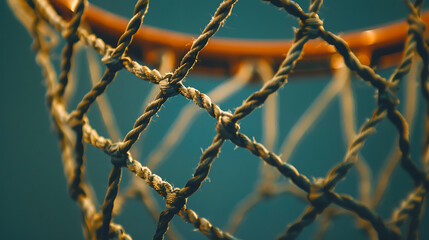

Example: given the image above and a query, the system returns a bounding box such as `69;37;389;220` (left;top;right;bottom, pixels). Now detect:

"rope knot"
159;74;182;97
216;112;239;140
106;143;129;167
166;188;187;209
408;14;426;36
307;178;330;209
301;13;323;38
102;48;123;72
377;82;399;111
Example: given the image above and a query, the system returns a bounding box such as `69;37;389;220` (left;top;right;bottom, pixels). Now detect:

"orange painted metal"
50;0;429;76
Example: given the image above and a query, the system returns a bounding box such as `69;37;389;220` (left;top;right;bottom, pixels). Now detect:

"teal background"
1;0;429;239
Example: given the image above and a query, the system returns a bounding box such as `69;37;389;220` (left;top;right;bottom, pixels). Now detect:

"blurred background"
1;0;429;239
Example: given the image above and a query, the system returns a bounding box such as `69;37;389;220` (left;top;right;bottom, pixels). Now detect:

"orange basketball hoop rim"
51;0;429;76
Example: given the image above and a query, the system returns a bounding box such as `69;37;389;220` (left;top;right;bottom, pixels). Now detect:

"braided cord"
231;35;309;123
24;4;107;239
170;0;238;85
55;0;86;98
98;166;122;239
153;134;226;240
120;93;168;153
324;110;387;190
328;192;395;240
126;154;234;239
71;0;149;120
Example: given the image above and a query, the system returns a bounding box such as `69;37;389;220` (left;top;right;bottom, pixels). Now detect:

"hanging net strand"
8;0;429;239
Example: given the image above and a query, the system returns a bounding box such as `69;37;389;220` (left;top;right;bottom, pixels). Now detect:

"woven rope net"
8;0;429;239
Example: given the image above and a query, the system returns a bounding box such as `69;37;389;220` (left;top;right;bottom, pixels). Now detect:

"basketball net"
8;0;429;239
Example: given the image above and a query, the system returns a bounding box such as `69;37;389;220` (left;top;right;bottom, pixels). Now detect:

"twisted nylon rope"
231;35;310;123
153;133;227;240
55;0;86;99
68;0;149;210
169;0;239;86
98;166;123;240
125;154;235;239
41;0;88;201
324;111;387;190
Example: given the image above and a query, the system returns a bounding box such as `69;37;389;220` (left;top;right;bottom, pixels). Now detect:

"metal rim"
51;0;429;76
